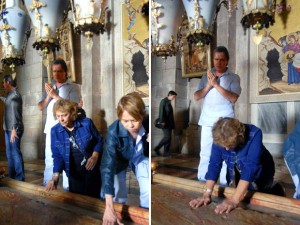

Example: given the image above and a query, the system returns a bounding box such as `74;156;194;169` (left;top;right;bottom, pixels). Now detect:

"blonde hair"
212;117;245;148
117;92;145;121
53;99;78;121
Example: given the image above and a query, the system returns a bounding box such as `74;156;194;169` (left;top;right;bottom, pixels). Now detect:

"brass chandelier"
151;0;184;60
69;0;107;50
0;0;31;71
241;0;276;32
24;0;69;54
151;0;238;60
182;0;237;46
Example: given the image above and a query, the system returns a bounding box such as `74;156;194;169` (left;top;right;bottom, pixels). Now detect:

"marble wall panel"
295;101;300;123
21;143;39;159
180;124;200;155
257;102;287;134
22;104;40;116
152;55;177;72
264;143;284;158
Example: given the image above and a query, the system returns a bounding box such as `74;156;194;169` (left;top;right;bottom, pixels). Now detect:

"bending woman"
101;92;149;225
45;99;102;198
189;117;281;214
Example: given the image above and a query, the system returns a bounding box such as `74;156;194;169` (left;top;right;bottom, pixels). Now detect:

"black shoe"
154;148;161;156
269;182;285;197
163;152;171;157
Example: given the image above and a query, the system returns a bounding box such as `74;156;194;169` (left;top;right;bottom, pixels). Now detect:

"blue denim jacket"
283;120;300;177
205;124;274;186
101;119;149;196
51;118;102;177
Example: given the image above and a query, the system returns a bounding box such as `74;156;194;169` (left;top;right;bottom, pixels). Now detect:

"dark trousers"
155;128;172;154
69;161;101;199
234;166;273;193
234;149;274;193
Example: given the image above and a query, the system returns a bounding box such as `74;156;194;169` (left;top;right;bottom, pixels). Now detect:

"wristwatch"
204;188;212;193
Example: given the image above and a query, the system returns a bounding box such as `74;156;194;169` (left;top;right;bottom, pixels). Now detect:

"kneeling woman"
45;99;102;198
101;92;149;225
190;117;278;214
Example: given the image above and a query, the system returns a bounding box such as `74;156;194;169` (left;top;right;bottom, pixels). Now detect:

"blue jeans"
284;159;300;199
5;130;25;181
114;159;149;208
100;159;149;209
112;170;127;203
100;170;128;204
136;158;149;208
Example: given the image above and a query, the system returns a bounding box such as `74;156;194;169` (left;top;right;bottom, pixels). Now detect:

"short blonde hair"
117;92;145;121
53;99;78;121
212;117;245;148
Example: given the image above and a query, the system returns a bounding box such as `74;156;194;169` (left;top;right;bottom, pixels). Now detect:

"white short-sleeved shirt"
196;69;241;126
42;79;81;134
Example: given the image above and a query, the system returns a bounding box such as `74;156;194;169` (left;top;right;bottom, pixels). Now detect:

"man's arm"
158;99;166;122
37;95;52;110
194;73;211;101
210;70;241;103
37;83;59;110
194;85;212;101
213;83;240;103
10;93;22;142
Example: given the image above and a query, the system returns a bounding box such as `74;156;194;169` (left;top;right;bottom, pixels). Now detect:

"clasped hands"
45;83;58;99
207;69;218;88
189;192;238;214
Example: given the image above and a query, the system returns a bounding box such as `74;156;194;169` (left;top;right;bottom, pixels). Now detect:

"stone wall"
18;33;44;160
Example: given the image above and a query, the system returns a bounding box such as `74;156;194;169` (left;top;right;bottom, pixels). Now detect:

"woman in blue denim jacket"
101;92;149;225
45;99;102;198
283;120;300;199
190;117;279;214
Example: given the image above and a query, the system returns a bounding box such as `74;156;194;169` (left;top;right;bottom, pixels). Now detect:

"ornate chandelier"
69;0;107;50
151;0;184;60
24;0;69;54
0;0;31;72
24;0;69;83
241;0;276;32
182;0;237;46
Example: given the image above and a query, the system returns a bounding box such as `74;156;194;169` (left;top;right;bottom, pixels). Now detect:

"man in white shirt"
194;46;241;185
